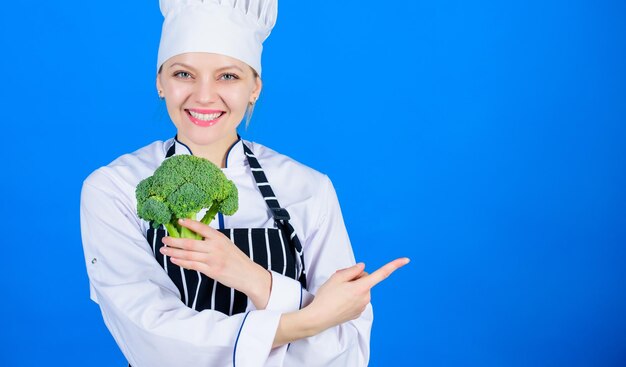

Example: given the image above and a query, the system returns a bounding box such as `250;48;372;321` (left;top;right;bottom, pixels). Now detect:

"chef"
79;0;409;366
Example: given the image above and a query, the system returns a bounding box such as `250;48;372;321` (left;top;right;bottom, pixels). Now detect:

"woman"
80;1;409;366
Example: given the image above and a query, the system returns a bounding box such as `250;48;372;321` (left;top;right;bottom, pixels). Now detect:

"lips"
185;108;225;127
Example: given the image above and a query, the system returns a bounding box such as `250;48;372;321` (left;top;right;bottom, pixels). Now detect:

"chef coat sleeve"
80;170;281;367
267;175;374;366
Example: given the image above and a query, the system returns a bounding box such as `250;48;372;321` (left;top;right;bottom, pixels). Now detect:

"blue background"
1;0;625;366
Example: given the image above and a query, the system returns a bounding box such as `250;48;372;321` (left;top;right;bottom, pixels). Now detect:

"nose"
194;78;218;104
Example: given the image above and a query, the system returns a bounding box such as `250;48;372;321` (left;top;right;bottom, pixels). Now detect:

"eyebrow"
169;62;244;73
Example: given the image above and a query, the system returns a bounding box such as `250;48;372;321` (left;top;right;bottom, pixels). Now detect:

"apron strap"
165;141;176;158
242;142;307;289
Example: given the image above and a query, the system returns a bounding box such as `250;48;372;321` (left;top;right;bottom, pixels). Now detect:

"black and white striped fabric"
242;142;307;289
145;140;307;317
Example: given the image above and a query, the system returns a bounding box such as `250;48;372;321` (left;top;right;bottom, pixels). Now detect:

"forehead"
164;52;250;72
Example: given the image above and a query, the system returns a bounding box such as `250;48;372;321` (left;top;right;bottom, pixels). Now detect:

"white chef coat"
79;137;373;367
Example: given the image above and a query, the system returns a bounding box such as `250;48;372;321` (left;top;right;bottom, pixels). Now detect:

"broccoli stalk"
135;155;239;240
201;202;222;225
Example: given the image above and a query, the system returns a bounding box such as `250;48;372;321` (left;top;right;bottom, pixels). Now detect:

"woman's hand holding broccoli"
160;218;272;310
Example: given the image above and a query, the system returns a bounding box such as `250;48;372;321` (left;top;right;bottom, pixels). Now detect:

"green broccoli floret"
135;155;239;239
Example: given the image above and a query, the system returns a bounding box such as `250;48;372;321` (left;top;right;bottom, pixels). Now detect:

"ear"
156;73;163;94
251;76;263;103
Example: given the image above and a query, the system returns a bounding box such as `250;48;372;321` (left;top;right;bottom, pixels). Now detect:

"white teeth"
188;110;222;121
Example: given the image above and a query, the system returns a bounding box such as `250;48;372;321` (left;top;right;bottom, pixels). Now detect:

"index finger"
177;218;221;239
357;257;410;289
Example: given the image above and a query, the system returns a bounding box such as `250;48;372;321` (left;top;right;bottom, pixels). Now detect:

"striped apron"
129;141;308;366
147;141;307;316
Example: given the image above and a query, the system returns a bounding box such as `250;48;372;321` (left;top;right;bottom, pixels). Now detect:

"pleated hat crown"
157;0;278;76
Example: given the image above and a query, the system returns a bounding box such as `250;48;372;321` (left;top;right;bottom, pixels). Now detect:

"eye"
173;71;192;79
220;73;239;81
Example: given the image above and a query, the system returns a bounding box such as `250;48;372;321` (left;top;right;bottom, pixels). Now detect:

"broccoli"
135;154;238;239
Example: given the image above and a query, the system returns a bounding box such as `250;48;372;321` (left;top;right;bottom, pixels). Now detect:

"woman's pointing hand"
273;258;410;348
304;258;410;335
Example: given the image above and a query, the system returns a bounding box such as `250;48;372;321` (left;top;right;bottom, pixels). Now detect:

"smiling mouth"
187;110;224;121
185;109;225;127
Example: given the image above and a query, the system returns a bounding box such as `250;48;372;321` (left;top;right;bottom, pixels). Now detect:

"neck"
176;133;239;168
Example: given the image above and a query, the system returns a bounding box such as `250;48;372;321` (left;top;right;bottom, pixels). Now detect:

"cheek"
163;88;192;119
222;88;251;112
168;86;193;106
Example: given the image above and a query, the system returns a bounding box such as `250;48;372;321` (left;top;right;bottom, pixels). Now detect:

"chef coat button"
91;258;97;264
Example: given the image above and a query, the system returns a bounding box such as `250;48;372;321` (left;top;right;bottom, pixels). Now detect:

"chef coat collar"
169;134;246;169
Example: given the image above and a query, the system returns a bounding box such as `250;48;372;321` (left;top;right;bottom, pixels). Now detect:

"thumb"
333;263;366;281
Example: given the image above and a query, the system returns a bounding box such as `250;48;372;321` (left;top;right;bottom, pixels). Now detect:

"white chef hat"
157;0;278;76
